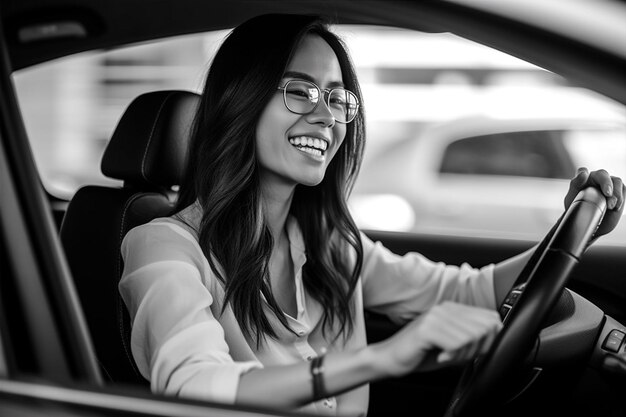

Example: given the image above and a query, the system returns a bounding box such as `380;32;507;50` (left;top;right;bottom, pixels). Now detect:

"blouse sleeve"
360;232;496;324
119;221;262;403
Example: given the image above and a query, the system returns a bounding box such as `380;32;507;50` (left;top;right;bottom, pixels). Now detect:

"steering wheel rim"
444;187;608;417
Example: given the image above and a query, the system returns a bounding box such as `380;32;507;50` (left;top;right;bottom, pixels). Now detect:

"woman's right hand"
370;301;502;378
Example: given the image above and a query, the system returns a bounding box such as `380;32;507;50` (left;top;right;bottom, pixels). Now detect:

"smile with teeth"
288;136;328;157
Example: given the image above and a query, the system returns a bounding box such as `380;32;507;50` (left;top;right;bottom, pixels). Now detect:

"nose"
305;96;335;127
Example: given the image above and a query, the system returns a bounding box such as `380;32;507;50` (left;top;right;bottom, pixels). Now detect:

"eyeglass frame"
277;79;360;124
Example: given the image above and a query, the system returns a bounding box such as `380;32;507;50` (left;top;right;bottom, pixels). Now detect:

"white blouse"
119;206;495;417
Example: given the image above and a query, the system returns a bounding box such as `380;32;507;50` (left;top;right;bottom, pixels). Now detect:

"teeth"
300;147;322;156
288;136;328;151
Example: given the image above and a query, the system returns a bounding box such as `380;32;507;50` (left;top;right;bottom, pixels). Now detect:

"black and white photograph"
1;1;625;416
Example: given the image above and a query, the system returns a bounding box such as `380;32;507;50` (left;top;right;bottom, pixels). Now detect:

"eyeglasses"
277;79;360;124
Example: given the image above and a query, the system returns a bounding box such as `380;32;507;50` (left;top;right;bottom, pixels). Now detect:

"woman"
119;14;624;416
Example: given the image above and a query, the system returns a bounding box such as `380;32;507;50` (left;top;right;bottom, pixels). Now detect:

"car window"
439;131;576;179
12;25;626;245
336;26;626;245
13;31;228;199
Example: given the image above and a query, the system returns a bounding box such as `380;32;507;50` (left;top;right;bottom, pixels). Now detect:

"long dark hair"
175;14;365;345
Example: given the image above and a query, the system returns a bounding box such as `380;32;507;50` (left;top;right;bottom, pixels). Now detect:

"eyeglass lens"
283;80;358;123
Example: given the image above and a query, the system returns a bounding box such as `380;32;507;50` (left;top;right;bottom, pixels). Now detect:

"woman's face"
255;34;347;190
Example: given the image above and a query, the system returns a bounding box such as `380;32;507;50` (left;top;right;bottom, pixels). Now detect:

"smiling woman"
111;12;624;417
3;2;626;417
117;14;504;416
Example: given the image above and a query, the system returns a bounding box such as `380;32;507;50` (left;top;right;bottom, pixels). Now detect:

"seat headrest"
101;90;200;188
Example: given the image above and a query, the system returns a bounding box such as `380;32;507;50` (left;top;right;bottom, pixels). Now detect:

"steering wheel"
443;187;608;417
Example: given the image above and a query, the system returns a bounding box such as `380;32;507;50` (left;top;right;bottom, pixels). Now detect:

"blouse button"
323;399;333;408
298;330;305;336
306;356;313;361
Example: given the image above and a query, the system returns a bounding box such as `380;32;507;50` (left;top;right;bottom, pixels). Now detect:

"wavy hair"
175;14;365;345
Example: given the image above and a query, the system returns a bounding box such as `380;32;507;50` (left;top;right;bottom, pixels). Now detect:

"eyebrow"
282;71;345;88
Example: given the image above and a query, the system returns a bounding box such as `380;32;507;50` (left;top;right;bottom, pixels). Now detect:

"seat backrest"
60;90;200;386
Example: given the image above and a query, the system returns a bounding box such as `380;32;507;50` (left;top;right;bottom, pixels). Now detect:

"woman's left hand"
564;167;625;239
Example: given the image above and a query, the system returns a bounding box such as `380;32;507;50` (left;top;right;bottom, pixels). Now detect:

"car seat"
60;90;200;387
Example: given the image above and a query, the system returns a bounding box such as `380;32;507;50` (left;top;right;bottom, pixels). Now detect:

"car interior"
1;1;626;417
53;87;626;416
59;90;201;387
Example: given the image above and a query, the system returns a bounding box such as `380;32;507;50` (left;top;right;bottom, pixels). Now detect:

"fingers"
437;333;488;363
383;302;502;375
567;167;624;212
610;176;624;211
418;302;502;363
587;169;613;197
572;166;590;188
587;170;624;211
564;167;589;209
436;326;497;363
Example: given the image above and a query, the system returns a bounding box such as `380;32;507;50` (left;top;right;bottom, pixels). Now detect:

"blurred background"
12;25;626;244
